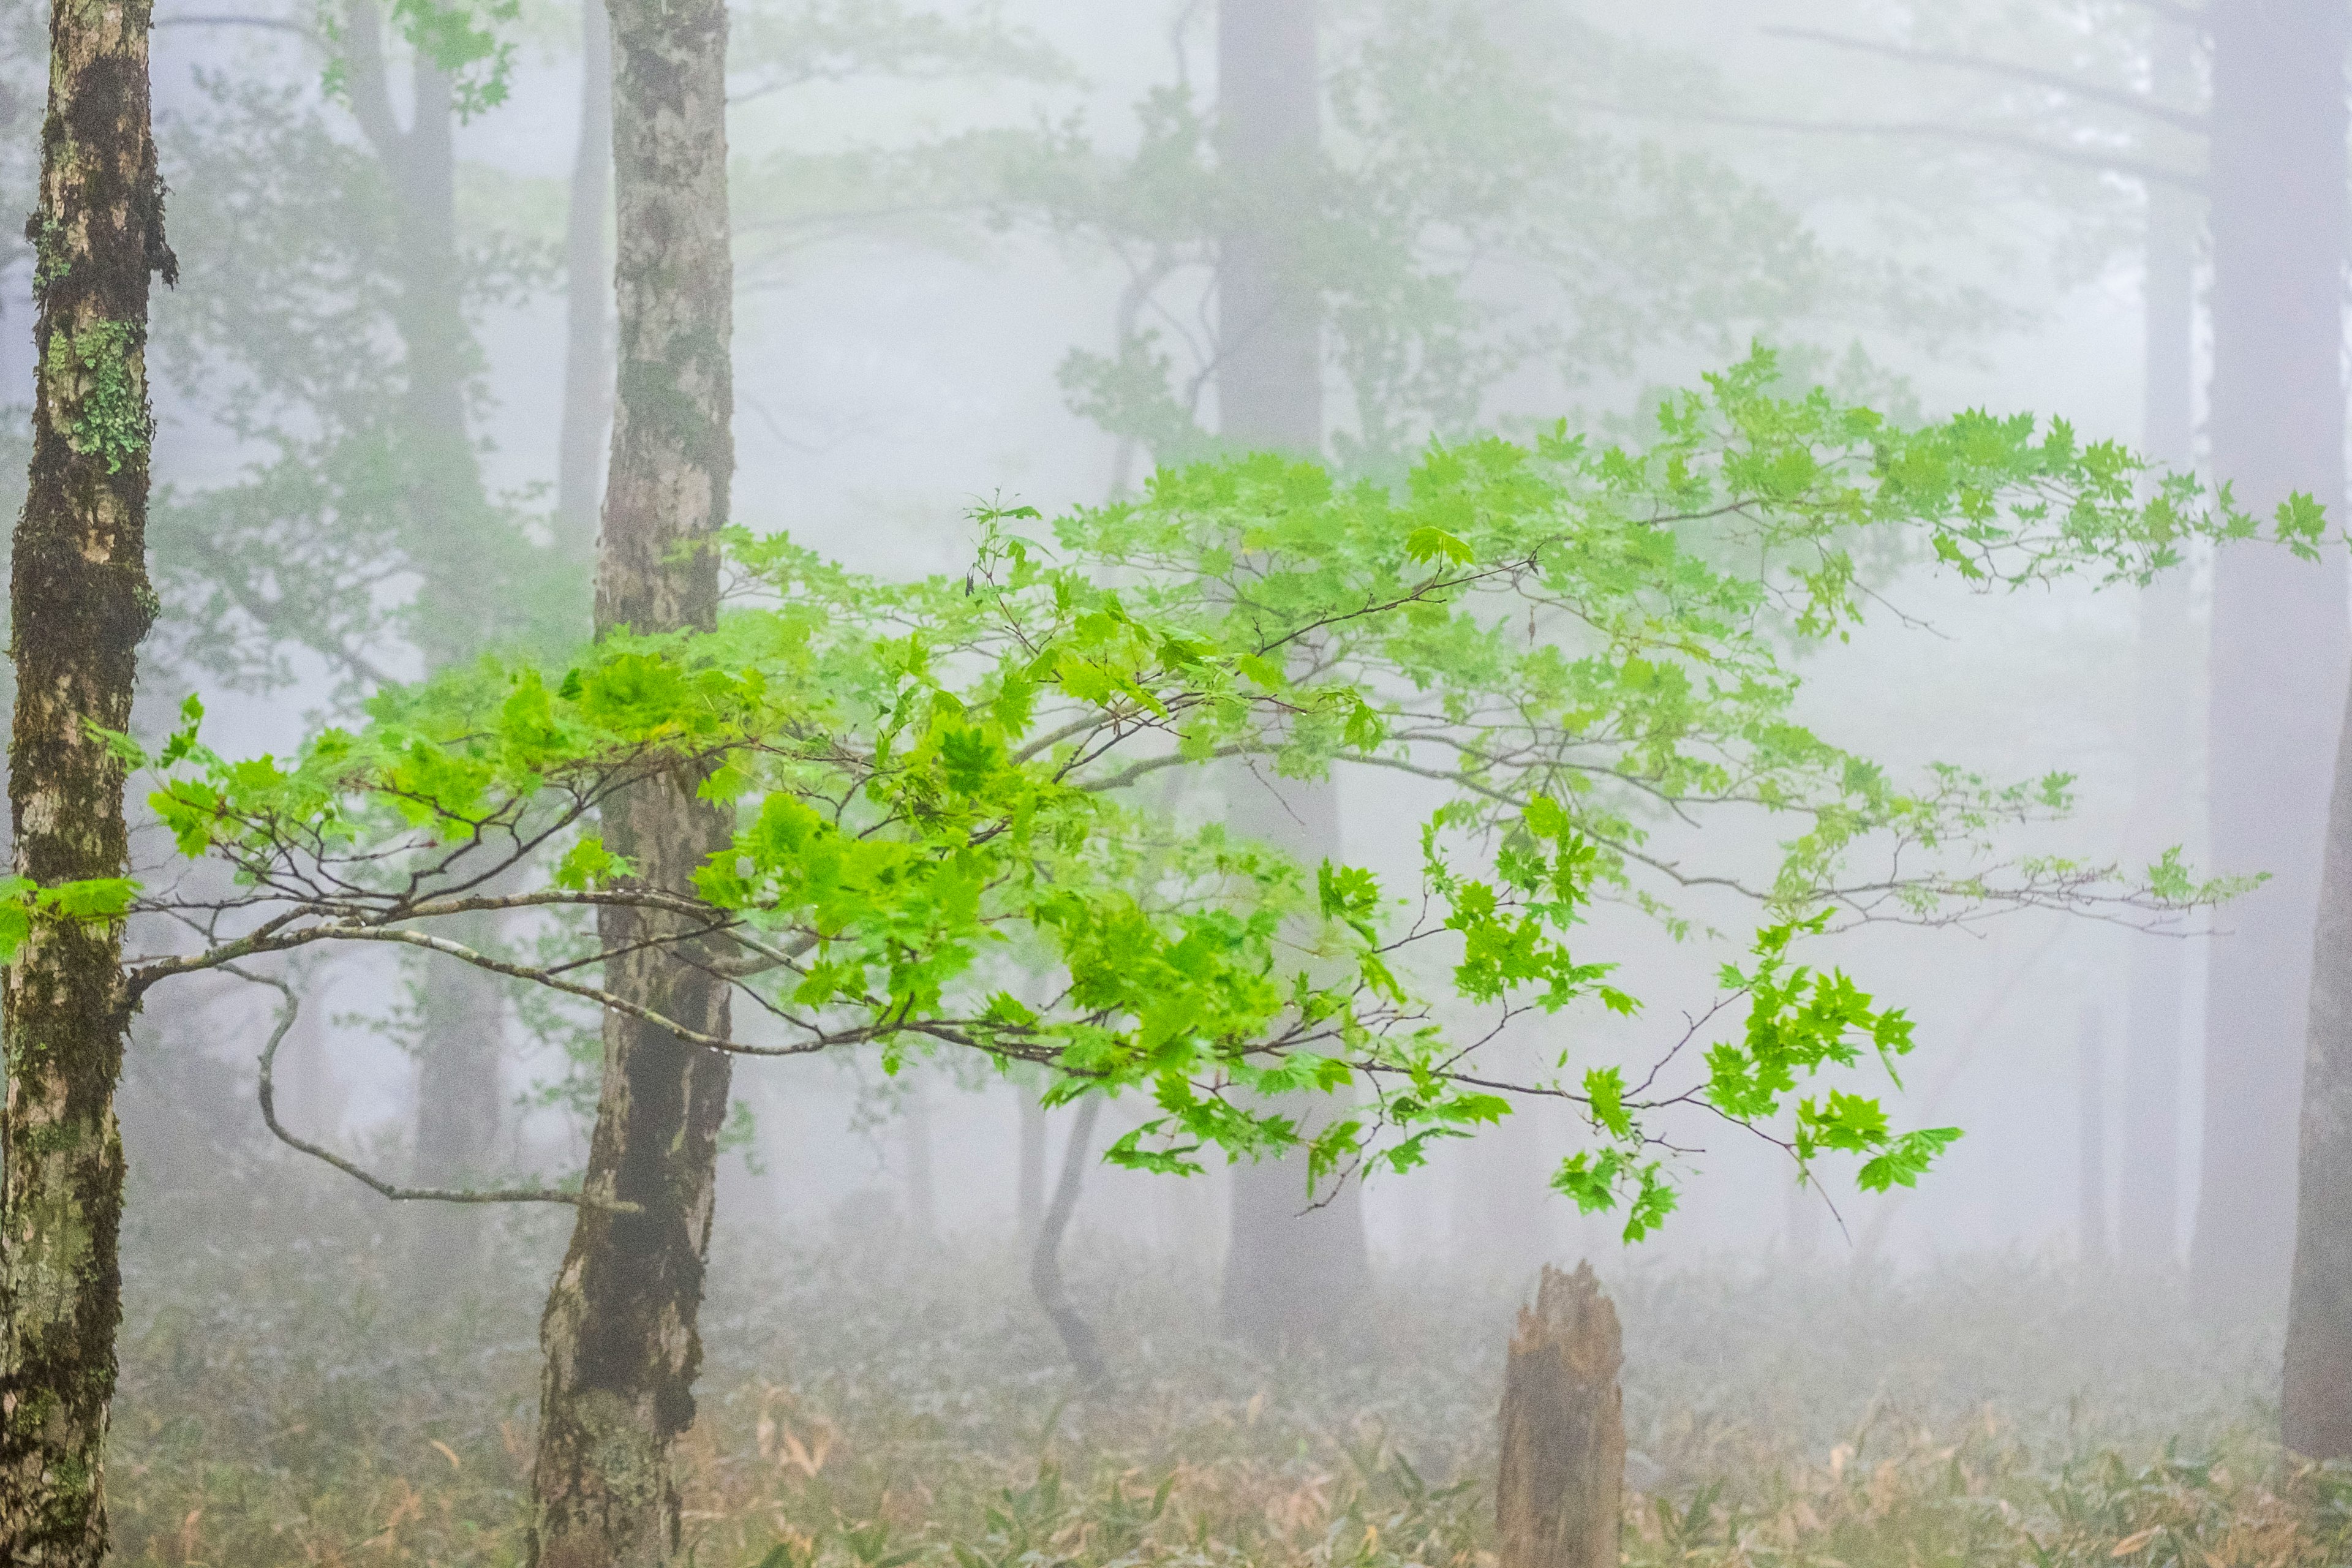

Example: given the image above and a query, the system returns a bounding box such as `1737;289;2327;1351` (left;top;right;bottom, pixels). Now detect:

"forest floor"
101;1177;2340;1568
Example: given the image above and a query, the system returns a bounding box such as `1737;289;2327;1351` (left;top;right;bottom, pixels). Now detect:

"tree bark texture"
557;0;615;566
2192;0;2350;1312
527;0;735;1558
1496;1263;1624;1568
2118;18;2198;1270
2285;673;2352;1457
1213;0;1370;1353
0;0;172;1556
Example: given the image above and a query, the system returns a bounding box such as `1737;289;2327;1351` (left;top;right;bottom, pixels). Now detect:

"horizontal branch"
1583;99;2203;191
1762;24;2206;135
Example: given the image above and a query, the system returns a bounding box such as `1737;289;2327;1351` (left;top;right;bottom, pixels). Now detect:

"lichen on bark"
526;0;737;1558
0;0;171;1558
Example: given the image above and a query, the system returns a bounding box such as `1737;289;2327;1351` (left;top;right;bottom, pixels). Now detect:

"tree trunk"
1496;1263;1624;1568
1215;0;1321;451
2192;0;2350;1313
1213;0;1370;1354
343;12;514;1274
526;0;735;1556
1016;1095;1045;1245
2117;20;2198;1271
903;1076;937;1237
2079;1008;2109;1262
0;0;172;1555
1030;1098;1106;1383
2284;672;2352;1455
398;61;507;1281
557;0;615;567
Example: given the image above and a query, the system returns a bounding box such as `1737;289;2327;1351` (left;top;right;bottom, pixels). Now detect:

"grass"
97;1136;2335;1568
99;1032;2322;1567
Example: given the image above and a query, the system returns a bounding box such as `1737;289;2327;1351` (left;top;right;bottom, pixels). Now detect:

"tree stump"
1497;1262;1625;1568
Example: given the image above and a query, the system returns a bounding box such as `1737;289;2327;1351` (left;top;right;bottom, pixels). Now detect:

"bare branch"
155;12;319;37
235;965;633;1210
1762;24;2206;135
1582;100;2203;190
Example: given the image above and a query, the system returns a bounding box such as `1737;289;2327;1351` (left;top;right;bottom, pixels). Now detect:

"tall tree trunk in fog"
1017;1095;1045;1243
2078;1009;2109;1261
557;0;614;567
526;0;736;1556
1214;0;1370;1353
345;13;511;1274
2191;0;2350;1313
0;0;172;1555
904;1077;937;1235
2119;33;2199;1266
2285;677;2352;1455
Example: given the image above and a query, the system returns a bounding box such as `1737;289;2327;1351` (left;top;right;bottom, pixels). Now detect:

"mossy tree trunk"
526;0;735;1557
0;0;173;1556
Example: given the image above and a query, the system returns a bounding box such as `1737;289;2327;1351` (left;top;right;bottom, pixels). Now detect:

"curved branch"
234;965;632;1210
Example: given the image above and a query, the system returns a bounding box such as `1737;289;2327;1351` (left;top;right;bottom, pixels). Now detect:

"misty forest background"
10;0;2352;1562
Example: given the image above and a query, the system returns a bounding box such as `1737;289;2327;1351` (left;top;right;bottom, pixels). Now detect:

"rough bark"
1496;1263;1624;1568
2117;19;2198;1271
2192;0;2350;1311
1030;1098;1106;1384
526;0;735;1557
1213;0;1370;1353
0;0;173;1555
2284;673;2352;1455
556;0;615;565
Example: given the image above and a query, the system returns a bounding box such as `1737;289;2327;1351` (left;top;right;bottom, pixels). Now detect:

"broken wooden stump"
1497;1262;1625;1568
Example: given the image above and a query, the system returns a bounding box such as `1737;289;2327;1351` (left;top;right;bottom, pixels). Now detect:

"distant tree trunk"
2285;675;2352;1455
398;61;505;1280
0;0;173;1555
1017;1095;1045;1245
526;0;736;1555
1030;1098;1106;1382
344;12;511;1274
904;1076;937;1237
556;0;614;568
1496;1263;1624;1568
2079;1008;2109;1262
2192;0;2350;1313
1213;0;1370;1355
2118;21;2198;1271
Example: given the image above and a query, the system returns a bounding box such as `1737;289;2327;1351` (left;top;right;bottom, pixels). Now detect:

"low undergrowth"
100;1158;2334;1568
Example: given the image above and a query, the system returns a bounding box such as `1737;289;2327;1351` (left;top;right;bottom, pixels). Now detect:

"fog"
6;0;2347;1563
